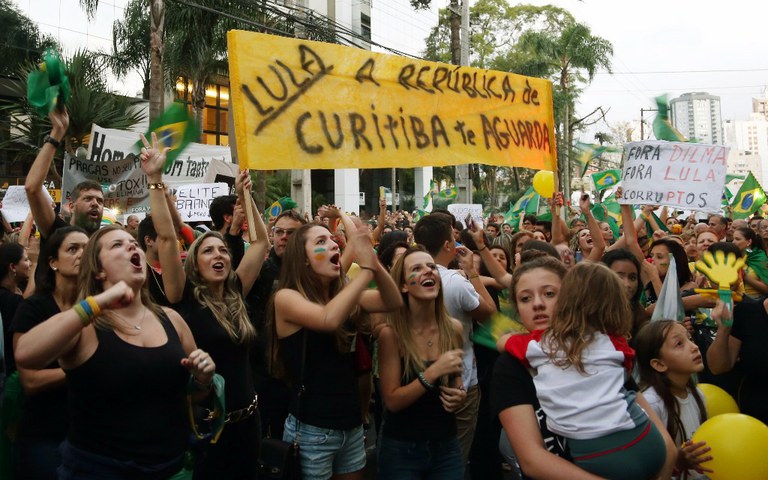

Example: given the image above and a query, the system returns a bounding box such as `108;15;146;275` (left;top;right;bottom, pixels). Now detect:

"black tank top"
66;311;188;465
382;360;457;441
280;328;361;430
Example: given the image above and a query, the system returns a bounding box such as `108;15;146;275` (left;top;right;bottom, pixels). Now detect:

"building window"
361;13;371;43
175;80;230;146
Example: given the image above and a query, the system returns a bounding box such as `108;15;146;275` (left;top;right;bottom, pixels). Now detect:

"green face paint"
408;272;417;286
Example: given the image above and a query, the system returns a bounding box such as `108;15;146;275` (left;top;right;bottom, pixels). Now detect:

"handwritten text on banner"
619;141;729;213
174;183;229;222
63;125;238;214
227;31;557;172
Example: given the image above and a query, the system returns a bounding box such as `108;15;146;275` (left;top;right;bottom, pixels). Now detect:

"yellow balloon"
533;170;555;198
692;413;768;480
698;383;739;417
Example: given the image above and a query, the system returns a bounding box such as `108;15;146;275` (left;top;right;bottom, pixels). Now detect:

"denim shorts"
283;414;366;479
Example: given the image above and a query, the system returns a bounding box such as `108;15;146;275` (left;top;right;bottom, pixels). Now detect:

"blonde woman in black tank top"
376;245;466;480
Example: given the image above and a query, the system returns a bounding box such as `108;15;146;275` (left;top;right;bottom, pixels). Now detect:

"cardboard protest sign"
174;183;229;222
64;125;238;214
228;31;556;172
619;141;729;213
448;203;483;229
1;185;54;222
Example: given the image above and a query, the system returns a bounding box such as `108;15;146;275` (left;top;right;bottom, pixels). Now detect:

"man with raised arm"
25;108;104;284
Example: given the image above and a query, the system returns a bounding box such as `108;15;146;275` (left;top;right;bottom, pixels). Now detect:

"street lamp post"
640;108;658;140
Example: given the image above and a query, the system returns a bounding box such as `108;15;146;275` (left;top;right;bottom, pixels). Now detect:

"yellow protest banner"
228;31;557;172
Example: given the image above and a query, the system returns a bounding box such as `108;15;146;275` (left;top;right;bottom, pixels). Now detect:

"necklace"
413;326;437;348
113;307;147;332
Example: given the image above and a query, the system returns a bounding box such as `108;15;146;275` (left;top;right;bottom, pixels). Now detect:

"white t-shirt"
644;386;708;480
507;330;638;440
437;265;480;390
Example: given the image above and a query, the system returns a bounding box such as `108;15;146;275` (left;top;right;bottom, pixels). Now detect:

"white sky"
17;0;768;141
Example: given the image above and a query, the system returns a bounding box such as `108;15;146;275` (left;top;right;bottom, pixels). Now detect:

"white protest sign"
63;124;239;214
174;183;229;222
1;185;54;222
619;141;729;213
448;203;484;229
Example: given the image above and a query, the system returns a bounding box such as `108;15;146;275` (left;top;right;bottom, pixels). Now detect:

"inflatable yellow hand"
695;250;745;290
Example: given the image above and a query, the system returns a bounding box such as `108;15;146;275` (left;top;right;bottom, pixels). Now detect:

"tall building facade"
670;92;724;144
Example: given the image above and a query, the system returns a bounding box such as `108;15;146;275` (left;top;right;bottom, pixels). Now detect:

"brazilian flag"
436;187;458;201
423;179;435;212
575;142;622;177
731;172;766;219
653;95;688;142
510;186;540;215
591;204;619;239
591;169;622;192
141;103;199;170
267;197;298;219
503;187;539;229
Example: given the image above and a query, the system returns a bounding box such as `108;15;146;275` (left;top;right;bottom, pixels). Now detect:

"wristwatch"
43;135;61;149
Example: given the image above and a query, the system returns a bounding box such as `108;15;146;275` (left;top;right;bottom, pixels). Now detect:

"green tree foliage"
422;3;612;205
0;0;58;75
0;50;145;181
111;0;151;99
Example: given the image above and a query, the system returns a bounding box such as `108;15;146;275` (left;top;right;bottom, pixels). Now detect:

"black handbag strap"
294;328;308;446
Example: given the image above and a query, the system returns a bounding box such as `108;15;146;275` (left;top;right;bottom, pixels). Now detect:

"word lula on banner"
227;31;557;172
619;140;729;212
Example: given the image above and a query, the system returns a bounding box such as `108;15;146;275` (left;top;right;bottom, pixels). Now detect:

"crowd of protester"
1;108;766;480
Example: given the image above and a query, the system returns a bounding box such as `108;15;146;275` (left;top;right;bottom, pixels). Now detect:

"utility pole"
453;0;472;203
640;108;658;140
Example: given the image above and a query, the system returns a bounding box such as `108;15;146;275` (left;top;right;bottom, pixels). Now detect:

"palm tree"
81;0;165;120
0;49;145;182
514;22;613;195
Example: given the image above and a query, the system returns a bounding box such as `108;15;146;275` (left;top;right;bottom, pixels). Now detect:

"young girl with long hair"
377;246;465;480
635;320;712;479
140;134;269;479
503;262;672;479
15;225;215;479
272;222;403;479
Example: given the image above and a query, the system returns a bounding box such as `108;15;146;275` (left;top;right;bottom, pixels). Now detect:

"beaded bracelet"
417;371;434;391
73;296;100;326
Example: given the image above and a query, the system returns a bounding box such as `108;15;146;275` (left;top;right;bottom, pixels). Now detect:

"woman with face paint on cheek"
376;246;466;479
271;222;403;480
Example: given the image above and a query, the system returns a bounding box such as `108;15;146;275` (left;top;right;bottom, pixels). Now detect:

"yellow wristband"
85;296;101;316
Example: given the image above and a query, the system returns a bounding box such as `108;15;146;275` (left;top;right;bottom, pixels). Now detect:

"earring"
52;267;58;272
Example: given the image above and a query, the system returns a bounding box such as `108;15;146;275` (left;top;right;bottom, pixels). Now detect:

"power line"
598;68;768;75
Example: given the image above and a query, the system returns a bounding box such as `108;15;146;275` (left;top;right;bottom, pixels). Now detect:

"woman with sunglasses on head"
140;134;270;480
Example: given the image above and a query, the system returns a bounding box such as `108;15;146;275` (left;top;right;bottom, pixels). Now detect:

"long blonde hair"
184;231;255;344
543;262;631;374
387;246;460;380
78;225;164;332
